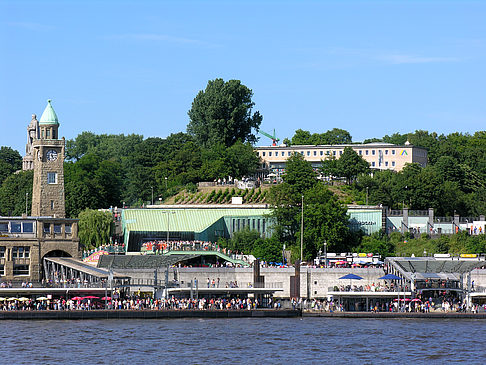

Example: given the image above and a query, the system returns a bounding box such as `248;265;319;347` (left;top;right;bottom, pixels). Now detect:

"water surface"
3;317;485;364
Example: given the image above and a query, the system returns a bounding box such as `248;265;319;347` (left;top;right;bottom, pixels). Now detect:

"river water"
3;317;486;364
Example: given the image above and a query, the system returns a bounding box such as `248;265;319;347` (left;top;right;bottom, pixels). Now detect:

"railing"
328;286;405;293
409;210;429;217
265;282;283;289
82;245;125;259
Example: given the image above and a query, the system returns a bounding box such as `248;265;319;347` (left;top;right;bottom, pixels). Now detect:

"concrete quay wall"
173;267;386;299
304;311;486;319
124;267;486;299
0;309;299;320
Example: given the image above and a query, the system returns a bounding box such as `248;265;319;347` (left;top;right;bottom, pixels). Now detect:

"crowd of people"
333;282;406;293
141;240;234;255
0;294;275;311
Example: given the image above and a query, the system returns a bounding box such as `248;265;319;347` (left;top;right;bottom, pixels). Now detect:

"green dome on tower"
39;99;59;125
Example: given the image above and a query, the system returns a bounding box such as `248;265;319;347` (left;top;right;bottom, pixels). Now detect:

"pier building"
255;141;427;178
0;101;80;282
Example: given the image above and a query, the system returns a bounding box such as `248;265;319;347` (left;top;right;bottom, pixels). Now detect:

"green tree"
65;153;123;217
0;146;22;185
354;231;395;258
281;153;317;194
187;78;263;148
289;128;352;146
269;153;352;261
78;209;113;249
290;129;312;145
252;236;283;262
335;147;370;184
0;170;33;216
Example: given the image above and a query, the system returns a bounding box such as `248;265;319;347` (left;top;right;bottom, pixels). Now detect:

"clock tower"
31;100;66;218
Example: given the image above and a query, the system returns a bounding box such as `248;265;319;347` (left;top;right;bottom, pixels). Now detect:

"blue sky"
1;0;485;155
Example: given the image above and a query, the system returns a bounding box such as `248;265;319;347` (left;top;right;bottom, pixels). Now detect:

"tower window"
51;200;55;210
46;129;50;138
47;172;57;184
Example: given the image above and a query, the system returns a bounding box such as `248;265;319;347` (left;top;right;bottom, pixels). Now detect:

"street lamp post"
151;186;154;206
323;241;327;268
165;177;168;189
162;211;176;243
366;187;369;205
25;192;28;216
300;195;304;262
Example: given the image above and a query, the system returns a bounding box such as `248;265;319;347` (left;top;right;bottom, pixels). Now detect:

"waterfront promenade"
3;309;486;320
0;309;298;320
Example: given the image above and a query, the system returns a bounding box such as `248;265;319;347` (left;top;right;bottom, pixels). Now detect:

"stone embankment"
304;311;486;319
0;309;299;320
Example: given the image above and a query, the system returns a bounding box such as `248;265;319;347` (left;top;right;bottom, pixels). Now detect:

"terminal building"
0;100;80;282
254;142;428;178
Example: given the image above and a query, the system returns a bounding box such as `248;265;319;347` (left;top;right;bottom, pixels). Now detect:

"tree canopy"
0;146;22;186
78;209;114;249
288;128;352;146
187;78;263;148
268;153;353;260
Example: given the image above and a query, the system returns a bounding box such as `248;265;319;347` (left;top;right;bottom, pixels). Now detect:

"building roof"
98;254;199;269
387;257;486;275
254;142;425;150
39;99;59;125
122;207;272;233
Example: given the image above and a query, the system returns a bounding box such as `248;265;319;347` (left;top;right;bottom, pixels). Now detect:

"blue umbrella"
339;273;363;280
379;274;402;280
339;273;363;289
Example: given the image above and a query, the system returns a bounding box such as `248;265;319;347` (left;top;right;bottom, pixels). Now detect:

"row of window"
41;128;57;139
371;161;396;167
0;222;72;234
0;246;30;259
232;218;266;233
0;222;34;233
43;223;72;234
260;149;400;158
0;264;30;276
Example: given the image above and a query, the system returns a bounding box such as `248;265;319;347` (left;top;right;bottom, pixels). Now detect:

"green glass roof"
39;99;59;125
122;208;272;233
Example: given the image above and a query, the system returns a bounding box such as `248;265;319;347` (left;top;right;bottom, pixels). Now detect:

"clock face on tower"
46;149;58;161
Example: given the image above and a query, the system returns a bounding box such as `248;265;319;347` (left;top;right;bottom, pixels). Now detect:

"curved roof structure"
39;99;59;125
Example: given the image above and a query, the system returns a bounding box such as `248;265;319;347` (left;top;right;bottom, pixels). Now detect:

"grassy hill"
163;183;360;206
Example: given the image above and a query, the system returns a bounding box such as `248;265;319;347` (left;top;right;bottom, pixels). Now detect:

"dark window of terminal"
44;223;50;233
0;246;5;258
22;222;34;233
13;264;29;276
0;222;8;232
11;222;21;233
54;224;62;234
0;265;4;276
65;224;72;234
262;219;266;233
